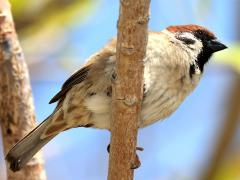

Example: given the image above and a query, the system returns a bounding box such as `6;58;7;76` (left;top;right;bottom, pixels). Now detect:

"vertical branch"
0;0;46;179
108;0;150;180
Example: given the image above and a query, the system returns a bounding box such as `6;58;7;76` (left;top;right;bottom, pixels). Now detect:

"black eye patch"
176;36;196;45
193;30;214;41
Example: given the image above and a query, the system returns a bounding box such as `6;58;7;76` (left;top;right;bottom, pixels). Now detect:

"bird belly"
140;89;184;127
140;75;199;127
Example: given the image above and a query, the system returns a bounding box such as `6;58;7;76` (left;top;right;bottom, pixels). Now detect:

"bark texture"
0;0;46;179
108;0;150;180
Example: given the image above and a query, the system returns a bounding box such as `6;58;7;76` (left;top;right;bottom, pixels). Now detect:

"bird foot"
131;153;141;169
107;144;143;169
107;144;144;153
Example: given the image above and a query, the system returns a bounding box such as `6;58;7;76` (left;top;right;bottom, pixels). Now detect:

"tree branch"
108;0;150;180
0;0;46;179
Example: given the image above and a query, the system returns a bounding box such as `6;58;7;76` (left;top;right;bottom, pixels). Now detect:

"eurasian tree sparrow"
6;24;227;171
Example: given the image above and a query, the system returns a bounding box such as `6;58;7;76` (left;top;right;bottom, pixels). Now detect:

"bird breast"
140;33;201;127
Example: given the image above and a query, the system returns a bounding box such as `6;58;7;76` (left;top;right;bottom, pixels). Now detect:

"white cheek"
194;41;203;52
188;41;203;62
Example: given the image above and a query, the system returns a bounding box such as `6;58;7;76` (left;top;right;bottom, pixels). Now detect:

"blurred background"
0;0;240;179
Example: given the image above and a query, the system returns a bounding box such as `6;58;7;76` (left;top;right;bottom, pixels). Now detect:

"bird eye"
176;36;195;45
196;30;204;36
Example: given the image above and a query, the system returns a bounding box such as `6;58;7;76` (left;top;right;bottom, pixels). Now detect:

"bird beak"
207;39;227;52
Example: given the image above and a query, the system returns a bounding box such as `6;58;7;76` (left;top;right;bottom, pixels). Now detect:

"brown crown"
167;24;216;39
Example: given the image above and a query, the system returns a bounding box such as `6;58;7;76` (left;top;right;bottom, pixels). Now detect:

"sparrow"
6;24;227;171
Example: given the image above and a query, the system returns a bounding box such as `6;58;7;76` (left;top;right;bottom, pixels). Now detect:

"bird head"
165;24;227;72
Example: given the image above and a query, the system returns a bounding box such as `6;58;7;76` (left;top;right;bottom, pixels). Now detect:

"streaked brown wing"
49;65;91;104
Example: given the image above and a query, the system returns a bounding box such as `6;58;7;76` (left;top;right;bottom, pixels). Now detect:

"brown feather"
49;38;117;104
167;24;216;39
49;65;91;104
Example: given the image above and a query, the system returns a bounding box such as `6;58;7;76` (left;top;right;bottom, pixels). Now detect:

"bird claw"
107;144;110;153
136;146;144;151
131;154;141;169
107;144;144;153
107;144;143;169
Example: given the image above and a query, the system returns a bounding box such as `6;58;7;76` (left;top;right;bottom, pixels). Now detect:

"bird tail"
5;115;55;172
